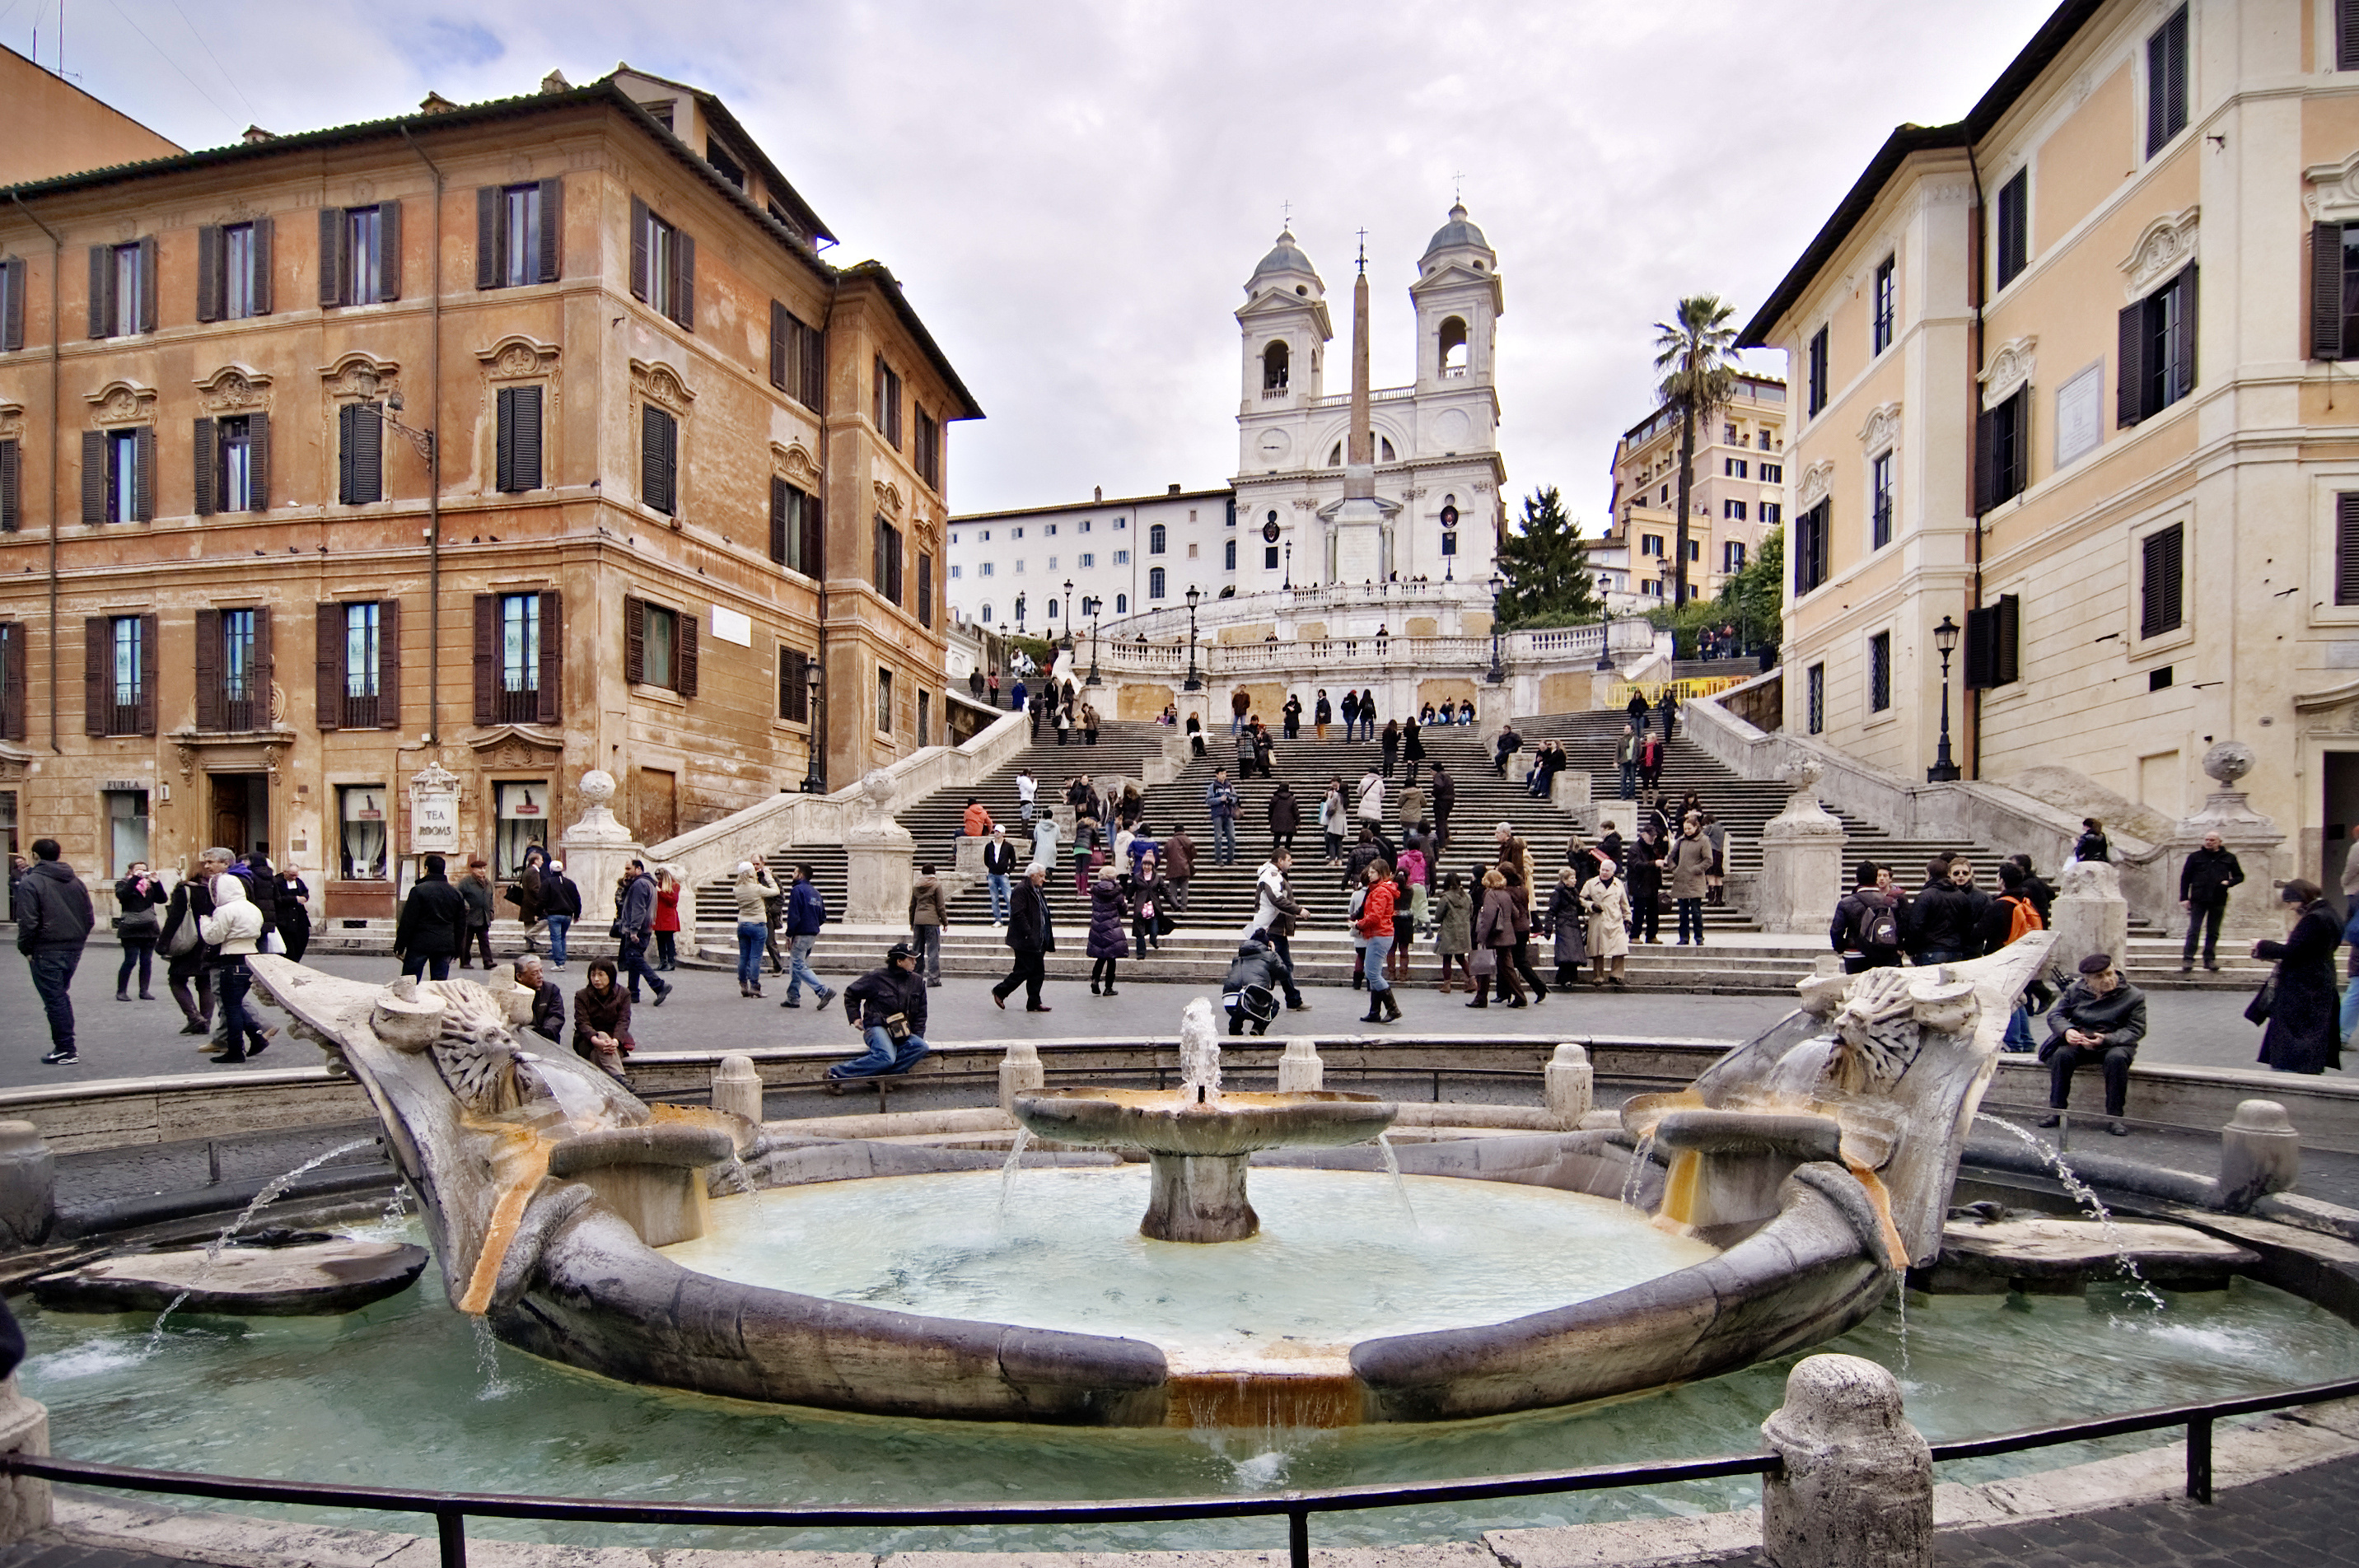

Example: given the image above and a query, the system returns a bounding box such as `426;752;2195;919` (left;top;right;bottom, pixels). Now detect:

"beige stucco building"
1596;373;1787;611
0;68;977;913
1742;0;2359;889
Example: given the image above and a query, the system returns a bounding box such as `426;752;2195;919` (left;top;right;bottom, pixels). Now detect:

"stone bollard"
1544;1044;1593;1127
1277;1038;1324;1093
2219;1099;2301;1211
0;1124;54;1250
0;1379;50;1541
1000;1041;1044;1116
1759;1353;1932;1568
710;1055;764;1127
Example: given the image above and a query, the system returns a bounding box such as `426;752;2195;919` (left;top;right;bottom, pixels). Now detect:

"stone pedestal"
1144;1152;1257;1243
999;1042;1044;1115
843;769;916;926
1550;770;1593;807
2048;858;2130;976
1544;1044;1593;1128
1760;1354;1932;1568
2167;741;2287;945
1752;761;1847;936
953;836;988;876
0;1123;54;1250
556;770;643;938
2220;1099;2301;1211
710;1055;764;1127
1277;1038;1324;1093
0;1380;50;1542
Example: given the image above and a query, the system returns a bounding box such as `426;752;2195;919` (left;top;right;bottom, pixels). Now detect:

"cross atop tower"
1452;170;1464;203
1356;227;1367;274
1281;198;1292;229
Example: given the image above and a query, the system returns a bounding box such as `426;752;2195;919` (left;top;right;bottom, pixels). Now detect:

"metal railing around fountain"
12;1373;2359;1566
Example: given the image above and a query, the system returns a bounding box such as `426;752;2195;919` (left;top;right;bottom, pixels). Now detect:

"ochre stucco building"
0;67;978;915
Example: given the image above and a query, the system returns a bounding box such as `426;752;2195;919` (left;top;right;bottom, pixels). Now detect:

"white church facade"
948;205;1506;627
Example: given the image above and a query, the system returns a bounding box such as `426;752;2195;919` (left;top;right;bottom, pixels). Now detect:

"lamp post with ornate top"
1184;586;1203;693
1927;614;1962;782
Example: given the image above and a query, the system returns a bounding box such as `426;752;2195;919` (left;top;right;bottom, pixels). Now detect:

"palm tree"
1652;295;1738;609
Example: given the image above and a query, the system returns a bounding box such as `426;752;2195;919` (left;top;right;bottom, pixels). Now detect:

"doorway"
2324;753;2359;914
209;772;271;861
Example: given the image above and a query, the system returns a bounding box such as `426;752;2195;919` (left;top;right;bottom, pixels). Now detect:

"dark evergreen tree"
1492;486;1605;628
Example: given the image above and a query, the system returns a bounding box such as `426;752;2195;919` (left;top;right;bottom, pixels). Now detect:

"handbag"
162;903;201;958
2245;968;2279;1026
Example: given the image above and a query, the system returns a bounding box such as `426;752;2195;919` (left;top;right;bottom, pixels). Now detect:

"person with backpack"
1831;861;1904;973
1982;861;2047;952
1222;937;1283;1037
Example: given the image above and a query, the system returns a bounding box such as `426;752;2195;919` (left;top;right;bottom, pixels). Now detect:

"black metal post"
2186;1415;2213;1503
1928;642;1960;782
437;1509;469;1567
1287;1506;1309;1568
1086;610;1102;687
1184;603;1201;692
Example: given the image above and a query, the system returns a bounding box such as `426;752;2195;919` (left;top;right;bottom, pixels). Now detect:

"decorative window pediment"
1978;336;2039;409
194;363;272;413
2120;207;2198;300
2308;153;2359;225
477;335;559;380
874;478;904;518
1796;460;1835;511
628;358;693;415
1856;401;1903;453
771;441;819;486
84;380;157;426
320;352;399;402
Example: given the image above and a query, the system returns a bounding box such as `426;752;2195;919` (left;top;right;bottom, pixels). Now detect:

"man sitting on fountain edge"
834;942;932;1082
2037;952;2146;1136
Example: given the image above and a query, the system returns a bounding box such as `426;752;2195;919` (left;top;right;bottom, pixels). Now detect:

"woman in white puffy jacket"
198;874;271;1062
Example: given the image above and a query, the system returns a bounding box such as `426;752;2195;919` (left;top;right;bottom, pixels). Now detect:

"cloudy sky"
15;0;2058;522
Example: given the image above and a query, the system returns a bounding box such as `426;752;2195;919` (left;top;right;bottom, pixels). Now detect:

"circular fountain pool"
660;1169;1718;1370
21;1209;2359;1555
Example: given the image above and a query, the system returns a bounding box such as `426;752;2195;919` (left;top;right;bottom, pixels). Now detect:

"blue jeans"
27;947;81;1053
2341;973;2359;1043
987;873;1011;923
544;915;572;967
1619;763;1637;798
1362;933;1394;993
736;921;767;987
1212;817;1236;862
215;958;269;1056
786;934;829;1003
831;1024;930;1079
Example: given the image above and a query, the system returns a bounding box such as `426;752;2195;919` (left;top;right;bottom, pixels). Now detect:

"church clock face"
1256;429;1291;464
1261;519;1282;544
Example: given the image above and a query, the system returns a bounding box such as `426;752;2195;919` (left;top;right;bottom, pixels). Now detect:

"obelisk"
1329;233;1386;583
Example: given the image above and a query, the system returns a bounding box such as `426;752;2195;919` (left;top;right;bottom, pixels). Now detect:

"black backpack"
1853;898;1900;952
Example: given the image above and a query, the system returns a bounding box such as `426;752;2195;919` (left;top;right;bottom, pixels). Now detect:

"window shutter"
1963;604;1997;689
496;386;517;493
0;438;16;532
641;404;674;513
0;623;22;740
536;590;561;724
87;245;109;338
2142;525;2184;637
338;404;357;503
512;385;542;492
378;597;400;727
353;402;383;504
629;196;649;301
918;553;933;629
673;229;694;329
376;200;400;302
802;320;824;409
2314;224;2343;361
194;608;223;730
315;602;343;730
769;301;787;389
137;614;157;735
2337;493;2359;605
873;355;885;427
1;256;23;351
1973;404;1999;512
251;605;273;725
137;236;157;333
537;177;563;282
803;488;824;577
248;409;270;511
677;609;698;698
250;217;273;315
1995;593;2020;684
192;418;217;516
624;595;646;685
2118;301;2146;427
133;425;155;521
83;618;105;735
2343;0;2359;69
472;594;497;725
770;476;788;563
2170;264;2198;401
2164;8;2188;145
81;431;105;523
319;207;344;307
196;226;223;323
476;187;500;289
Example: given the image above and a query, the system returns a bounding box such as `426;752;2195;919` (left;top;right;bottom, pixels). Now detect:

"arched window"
1263;340;1290;390
1224;539;1237;569
1148;567;1167;600
1149;523;1167;555
979;603;993;623
1440;315;1469;376
1047;600;1058;618
1115;594;1127;613
1326;441;1343;467
1380;435;1397;461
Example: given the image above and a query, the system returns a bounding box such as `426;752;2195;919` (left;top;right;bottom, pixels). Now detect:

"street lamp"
1927;614;1963;783
1282;541;1292;590
1485;571;1506;684
1060;579;1076;651
800;657;825;793
1183;585;1203;692
1083;596;1104;686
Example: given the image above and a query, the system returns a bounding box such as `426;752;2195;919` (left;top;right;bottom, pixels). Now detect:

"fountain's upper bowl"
1012;1087;1397;1158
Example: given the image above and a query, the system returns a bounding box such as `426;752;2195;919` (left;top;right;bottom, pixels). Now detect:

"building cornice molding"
1979;336;2039;409
2119;205;2198;301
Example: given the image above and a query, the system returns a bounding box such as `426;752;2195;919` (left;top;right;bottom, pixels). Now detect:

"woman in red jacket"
652;867;683;970
1357;861;1400;1024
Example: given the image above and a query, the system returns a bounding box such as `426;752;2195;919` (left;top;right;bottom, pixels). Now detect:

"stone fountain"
1011;999;1396;1241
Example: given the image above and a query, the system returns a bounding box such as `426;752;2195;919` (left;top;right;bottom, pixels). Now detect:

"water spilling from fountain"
1974;1113;2169;1311
145;1136;375;1349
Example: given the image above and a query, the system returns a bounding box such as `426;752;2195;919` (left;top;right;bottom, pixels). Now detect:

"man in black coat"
2039;953;2146;1135
834;943;932;1080
2178;831;2245;973
16;838;96;1066
516;954;565;1043
1428;762;1456;853
992;863;1055;1012
393;855;468;982
1910;856;1985;964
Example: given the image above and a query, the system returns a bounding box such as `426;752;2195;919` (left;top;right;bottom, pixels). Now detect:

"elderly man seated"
2037;952;2146;1136
516;954;565;1044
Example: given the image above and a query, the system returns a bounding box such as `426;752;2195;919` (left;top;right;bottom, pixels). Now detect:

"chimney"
540;69;572;94
418;91;460;114
1093;486;1103;502
241;125;276;144
1167;483;1181;495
